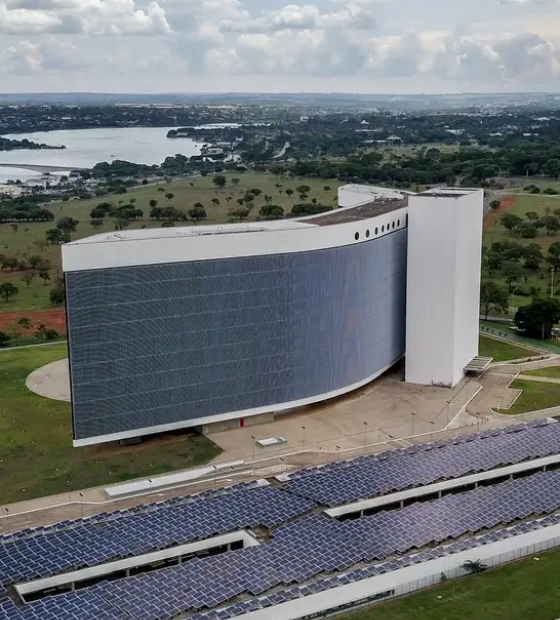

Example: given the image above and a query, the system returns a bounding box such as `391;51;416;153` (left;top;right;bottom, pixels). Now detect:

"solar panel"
3;421;560;620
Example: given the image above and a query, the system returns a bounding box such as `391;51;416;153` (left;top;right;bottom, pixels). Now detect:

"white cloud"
1;0;560;92
0;0;171;35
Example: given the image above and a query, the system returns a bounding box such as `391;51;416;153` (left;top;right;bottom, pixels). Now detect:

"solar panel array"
283;419;560;506
4;467;560;620
0;483;313;597
1;421;560;620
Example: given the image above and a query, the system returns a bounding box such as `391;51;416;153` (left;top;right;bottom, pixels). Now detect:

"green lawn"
0;172;341;312
483;194;560;311
523;366;560;380
478;335;534;362
0;344;221;504
505;379;560;415
344;548;560;620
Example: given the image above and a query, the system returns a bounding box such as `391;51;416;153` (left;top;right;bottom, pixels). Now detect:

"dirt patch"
484;196;515;231
0;309;66;332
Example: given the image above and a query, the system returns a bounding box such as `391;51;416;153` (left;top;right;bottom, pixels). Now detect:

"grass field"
483;194;560;314
0;344;221;504
343;548;560;620
506;379;560;415
523;366;560;380
478;335;534;362
0;172;342;313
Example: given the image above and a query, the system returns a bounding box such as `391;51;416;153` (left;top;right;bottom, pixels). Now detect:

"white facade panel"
62;207;408;272
405;190;484;387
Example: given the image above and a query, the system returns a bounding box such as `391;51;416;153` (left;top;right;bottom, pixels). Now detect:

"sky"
0;0;559;94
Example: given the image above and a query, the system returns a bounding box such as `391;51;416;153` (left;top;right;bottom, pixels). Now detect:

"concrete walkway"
25;358;71;402
518;374;560;385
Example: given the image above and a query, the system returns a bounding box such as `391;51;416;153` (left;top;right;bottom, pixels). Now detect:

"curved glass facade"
66;229;407;442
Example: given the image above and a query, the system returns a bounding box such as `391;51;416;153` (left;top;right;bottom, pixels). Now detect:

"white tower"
405;188;484;388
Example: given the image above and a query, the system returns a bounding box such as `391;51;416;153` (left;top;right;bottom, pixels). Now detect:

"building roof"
306;196;407;227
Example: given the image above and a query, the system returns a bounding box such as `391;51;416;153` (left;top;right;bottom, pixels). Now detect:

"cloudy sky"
0;0;559;93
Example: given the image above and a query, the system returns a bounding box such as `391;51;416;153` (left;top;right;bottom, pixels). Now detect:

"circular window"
382;225;385;233
406;214;409;225
366;229;370;238
392;221;395;229
375;227;378;235
355;232;360;241
397;219;400;227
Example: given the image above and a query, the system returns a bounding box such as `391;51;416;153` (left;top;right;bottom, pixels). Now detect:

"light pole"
430;420;435;442
512;286;519;315
410;412;416;436
301;426;306;450
251;436;256;469
363;421;368;446
551;267;556;299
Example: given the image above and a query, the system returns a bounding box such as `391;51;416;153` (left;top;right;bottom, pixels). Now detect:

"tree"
212;174;227;189
524;243;544;271
231;177;240;186
211;198;220;206
480;281;509;319
90;219;104;229
549;242;560;270
259;204;284;220
0;331;11;348
544;158;560;180
500;213;523;232
0;282;18;302
38;270;51;285
0;256;18;270
489;200;501;211
56;216;79;232
165;193;175;201
540;215;560;235
188;206;207;221
21;272;34;287
44;328;59;341
10;223;18;233
526;211;540;222
35;323;48;340
46;228;70;245
514;222;537;239
296;185;311;194
228;207;250;222
502;261;525;287
149;199;158;208
515;298;560;339
17;317;32;332
49;277;65;306
286;189;294;198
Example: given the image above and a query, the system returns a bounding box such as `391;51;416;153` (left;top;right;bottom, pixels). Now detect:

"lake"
0;126;205;178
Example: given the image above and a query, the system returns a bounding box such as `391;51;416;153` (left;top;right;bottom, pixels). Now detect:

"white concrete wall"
62;207;408;272
405;190;484;387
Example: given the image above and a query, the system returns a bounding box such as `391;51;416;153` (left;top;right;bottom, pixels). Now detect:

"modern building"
62;185;484;446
